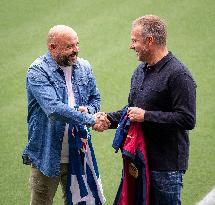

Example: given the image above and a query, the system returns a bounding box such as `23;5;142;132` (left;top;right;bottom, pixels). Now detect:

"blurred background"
0;0;214;204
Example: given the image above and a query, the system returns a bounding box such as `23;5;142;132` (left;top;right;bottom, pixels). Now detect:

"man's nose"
74;45;80;52
129;43;134;49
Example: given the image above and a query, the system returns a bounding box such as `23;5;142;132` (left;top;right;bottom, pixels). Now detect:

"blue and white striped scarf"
66;125;106;205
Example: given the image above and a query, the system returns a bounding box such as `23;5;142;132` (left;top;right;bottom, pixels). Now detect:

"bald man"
22;25;108;205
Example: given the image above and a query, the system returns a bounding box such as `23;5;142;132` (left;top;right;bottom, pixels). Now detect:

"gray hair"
132;15;167;46
47;25;77;45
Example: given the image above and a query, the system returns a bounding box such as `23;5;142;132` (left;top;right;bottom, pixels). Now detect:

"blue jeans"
150;171;184;205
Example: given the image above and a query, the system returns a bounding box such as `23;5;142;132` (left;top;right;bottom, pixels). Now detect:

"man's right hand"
92;112;110;132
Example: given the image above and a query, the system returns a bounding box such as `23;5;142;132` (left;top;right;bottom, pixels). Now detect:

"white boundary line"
196;188;215;205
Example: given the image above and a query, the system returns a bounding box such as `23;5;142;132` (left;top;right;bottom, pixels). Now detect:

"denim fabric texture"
22;52;100;177
150;171;184;205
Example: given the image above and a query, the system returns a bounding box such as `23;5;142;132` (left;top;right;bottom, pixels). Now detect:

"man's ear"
147;36;154;46
48;43;57;51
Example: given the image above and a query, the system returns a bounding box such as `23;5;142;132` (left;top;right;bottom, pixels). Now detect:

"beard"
56;52;78;66
137;46;150;62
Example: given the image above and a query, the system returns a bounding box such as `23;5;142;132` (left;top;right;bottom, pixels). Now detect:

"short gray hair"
132;15;167;46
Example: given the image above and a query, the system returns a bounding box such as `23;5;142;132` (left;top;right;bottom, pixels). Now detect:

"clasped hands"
78;107;110;132
92;112;110;132
91;107;145;132
78;106;145;132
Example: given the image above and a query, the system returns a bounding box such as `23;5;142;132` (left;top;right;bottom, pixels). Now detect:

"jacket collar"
145;51;174;73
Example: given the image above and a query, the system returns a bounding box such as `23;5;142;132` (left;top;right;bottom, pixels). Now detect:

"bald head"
47;25;80;66
47;25;77;45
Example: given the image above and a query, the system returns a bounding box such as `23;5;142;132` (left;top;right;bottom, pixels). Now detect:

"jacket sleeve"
27;66;96;126
107;107;127;129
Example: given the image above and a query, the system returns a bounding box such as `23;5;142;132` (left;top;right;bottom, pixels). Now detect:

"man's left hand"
127;107;145;122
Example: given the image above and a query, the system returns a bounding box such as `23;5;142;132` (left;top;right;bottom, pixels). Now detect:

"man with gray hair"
104;15;196;204
22;25;108;205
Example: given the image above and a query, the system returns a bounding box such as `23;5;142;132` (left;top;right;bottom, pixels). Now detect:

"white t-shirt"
60;66;75;163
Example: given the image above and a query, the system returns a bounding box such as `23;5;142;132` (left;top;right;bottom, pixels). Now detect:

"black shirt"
108;52;196;171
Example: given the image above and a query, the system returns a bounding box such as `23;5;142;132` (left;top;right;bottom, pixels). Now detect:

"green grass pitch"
0;0;215;204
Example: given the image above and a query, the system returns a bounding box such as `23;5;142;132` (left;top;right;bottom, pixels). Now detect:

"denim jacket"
22;52;100;177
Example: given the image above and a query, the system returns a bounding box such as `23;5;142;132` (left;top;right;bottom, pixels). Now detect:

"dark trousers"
149;171;184;205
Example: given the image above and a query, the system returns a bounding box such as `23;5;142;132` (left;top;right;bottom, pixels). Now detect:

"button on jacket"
22;52;100;177
108;52;196;171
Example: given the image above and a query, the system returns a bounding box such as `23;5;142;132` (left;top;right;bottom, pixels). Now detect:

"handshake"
78;106;145;132
78;107;110;132
92;112;110;132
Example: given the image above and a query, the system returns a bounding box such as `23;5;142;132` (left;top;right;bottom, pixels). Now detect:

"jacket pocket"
76;79;90;105
50;80;66;101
